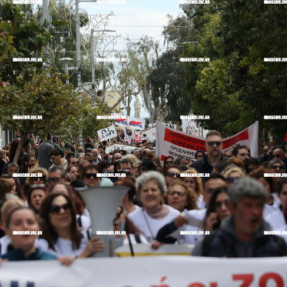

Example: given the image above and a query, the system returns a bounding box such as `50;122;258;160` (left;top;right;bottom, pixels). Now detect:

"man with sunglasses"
192;131;227;179
47;166;66;188
268;159;286;174
272;147;287;167
82;164;113;187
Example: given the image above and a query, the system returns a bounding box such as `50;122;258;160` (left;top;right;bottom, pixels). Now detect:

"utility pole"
42;0;51;73
91;29;96;108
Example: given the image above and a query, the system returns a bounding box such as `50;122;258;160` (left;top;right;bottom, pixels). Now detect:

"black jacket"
191;154;227;174
192;216;287;257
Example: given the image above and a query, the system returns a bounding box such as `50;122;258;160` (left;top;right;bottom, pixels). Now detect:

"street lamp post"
75;0;97;146
91;28;116;108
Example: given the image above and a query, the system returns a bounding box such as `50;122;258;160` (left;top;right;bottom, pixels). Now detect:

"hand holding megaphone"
79;236;105;258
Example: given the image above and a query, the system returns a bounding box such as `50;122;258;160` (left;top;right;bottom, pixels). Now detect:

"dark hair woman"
39;193;104;258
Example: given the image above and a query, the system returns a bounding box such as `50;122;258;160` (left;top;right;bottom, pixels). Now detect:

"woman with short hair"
127;171;180;243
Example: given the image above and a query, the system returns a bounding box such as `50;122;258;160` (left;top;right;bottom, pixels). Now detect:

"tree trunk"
13;132;27;164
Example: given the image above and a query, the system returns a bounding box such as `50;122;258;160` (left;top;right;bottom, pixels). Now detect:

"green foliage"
0;69;82;138
0;3;50;86
148;48;192;123
181;0;287;140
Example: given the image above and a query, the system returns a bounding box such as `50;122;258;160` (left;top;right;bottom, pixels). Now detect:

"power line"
107;25;190;28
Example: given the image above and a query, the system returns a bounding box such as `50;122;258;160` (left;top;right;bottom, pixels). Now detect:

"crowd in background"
0;131;287;262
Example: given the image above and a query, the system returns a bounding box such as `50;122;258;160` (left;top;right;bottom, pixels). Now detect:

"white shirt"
265;209;287;242
196;195;205;209
38;236;88;257
128;205;180;242
263;193;281;218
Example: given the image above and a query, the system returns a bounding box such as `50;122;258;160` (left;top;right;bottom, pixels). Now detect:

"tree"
0;3;50;87
0;69;83;163
181;1;287;141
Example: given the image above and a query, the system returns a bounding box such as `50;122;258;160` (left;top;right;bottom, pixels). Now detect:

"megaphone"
77;185;129;257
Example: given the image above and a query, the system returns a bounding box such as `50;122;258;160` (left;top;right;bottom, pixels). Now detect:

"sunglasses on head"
49;203;71;214
48;177;60;183
207;141;221;147
167;172;180;178
84;173;98;179
168;191;185;197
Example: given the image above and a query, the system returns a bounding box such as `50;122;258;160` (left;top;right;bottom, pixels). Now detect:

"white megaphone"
77;185;129;257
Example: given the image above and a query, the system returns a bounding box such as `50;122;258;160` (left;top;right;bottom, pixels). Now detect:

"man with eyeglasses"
192;131;227;177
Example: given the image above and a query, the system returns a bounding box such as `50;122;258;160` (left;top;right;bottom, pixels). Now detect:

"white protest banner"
105;144;138;153
182;117;199;135
97;125;117;142
156;121;259;162
1;256;287;287
127;116;145;130
114;117;128;127
139;124;156;141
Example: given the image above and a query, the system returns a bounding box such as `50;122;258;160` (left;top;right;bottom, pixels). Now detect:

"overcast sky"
79;0;185;118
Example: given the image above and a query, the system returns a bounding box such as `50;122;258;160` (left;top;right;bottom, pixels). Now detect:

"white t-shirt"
263;193;281;218
196;195;205;209
128;205;180;242
265;209;287;242
38;236;88;257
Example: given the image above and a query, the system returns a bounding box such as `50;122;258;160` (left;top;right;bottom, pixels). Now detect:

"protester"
265;178;287;241
165;180;198;212
249;166;280;217
39;193;104;257
27;184;47;215
37;136;54;170
127;171;180;244
192;177;287;257
0;206;74;265
181;168;204;209
165;165;181;187
192;131;227;177
202;186;230;231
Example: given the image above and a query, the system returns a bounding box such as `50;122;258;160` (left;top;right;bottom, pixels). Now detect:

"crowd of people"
0;130;287;264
